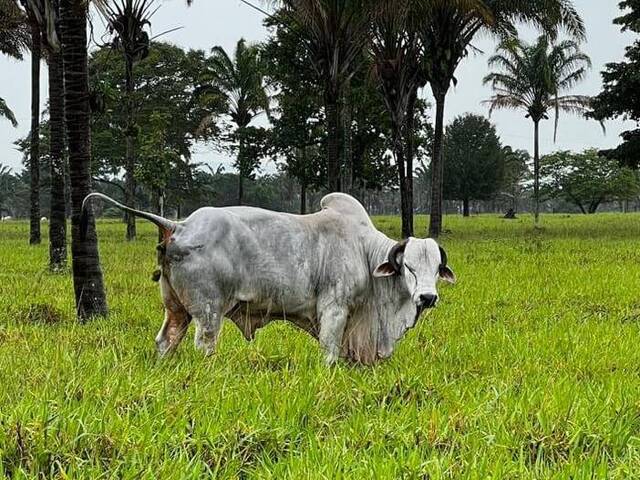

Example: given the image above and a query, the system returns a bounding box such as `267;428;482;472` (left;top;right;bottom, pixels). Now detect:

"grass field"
2;213;640;478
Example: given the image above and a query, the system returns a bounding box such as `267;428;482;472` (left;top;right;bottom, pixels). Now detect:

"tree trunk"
48;46;67;270
393;123;411;239
403;90;417;237
60;0;107;319
238;174;244;205
124;58;136;240
342;85;353;194
300;182;306;214
325;89;341;192
156;190;165;243
29;19;41;245
533;120;541;227
463;198;470;217
428;90;446;238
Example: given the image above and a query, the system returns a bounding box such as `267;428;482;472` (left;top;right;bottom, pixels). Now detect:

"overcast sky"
0;0;636;173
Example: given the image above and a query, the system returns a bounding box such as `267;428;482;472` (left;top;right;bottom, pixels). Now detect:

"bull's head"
373;238;456;311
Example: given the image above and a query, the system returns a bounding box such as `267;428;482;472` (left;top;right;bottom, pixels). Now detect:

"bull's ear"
373;262;398;278
439;266;456;284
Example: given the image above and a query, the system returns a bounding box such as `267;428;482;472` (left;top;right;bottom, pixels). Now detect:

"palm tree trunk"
393;123;411;239
428;90;446;238
60;0;108;319
533;119;540;227
300;182;306;214
48;47;67;270
124;58;136;240
238;174;244;205
342;85;353;194
463;198;470;217
29;19;41;245
325;88;341;192
237;136;244;205
403;90;417;237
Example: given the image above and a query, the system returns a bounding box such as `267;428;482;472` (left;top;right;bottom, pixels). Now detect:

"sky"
0;0;636;174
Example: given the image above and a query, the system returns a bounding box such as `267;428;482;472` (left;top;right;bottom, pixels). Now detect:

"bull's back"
173;206;363;315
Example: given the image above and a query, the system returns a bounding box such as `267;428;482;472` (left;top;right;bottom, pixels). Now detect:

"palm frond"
0;97;18;127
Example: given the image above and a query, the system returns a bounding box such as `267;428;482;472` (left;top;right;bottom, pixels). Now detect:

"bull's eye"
405;264;417;279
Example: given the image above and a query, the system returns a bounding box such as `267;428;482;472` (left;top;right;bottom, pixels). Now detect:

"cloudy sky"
0;0;635;173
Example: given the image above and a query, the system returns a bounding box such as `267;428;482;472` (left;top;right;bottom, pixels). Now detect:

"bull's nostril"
419;294;438;308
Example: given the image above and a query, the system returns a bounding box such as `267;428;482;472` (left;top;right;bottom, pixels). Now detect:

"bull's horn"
388;239;408;273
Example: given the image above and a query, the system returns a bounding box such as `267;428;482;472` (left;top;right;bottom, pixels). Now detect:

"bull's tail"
80;192;177;240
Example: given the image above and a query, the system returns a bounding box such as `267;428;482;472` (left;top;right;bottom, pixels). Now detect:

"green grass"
2;213;640;478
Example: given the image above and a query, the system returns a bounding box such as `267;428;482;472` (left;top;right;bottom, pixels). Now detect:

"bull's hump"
320;193;373;228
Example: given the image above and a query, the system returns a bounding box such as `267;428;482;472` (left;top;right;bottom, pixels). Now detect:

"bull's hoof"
194;338;217;357
156;340;175;358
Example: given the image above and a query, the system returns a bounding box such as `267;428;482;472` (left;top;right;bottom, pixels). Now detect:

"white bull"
82;192;456;364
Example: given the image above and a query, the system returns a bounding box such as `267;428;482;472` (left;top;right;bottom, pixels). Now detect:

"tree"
60;0;108;319
591;1;640;168
46;1;66;270
201;39;269;205
263;17;326;213
416;0;584;237
484;35;594;227
19;2;42;244
96;0;156;240
501;146;530;213
442;114;505;216
370;0;424;237
89;42;208;216
542;149;640;213
25;0;67;270
0;165;18;216
273;0;379;192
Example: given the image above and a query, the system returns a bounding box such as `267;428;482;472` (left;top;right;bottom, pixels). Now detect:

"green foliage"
417;0;585;96
443;114;506;210
502;146;532;210
541;149;640;213
263;16;326;190
5;215;640;476
591;1;640;167
202;38;270;189
484;35;593;136
0;96;17;127
263;13;398;193
89;42;207;203
0;0;29;60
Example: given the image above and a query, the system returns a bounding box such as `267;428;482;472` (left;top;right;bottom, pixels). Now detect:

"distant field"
2;213;640;478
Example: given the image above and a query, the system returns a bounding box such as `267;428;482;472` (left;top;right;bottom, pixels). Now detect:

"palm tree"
415;0;584;237
60;0;108;318
203;39;269;205
95;0;155;240
370;0;424;237
274;0;378;192
44;0;66;269
484;36;594;226
25;0;67;269
20;2;42;244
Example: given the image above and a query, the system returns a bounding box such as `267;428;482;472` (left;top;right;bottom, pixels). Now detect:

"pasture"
1;214;640;478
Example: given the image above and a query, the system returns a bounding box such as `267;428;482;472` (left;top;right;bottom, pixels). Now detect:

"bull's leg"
190;299;224;356
156;280;191;356
318;305;349;365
